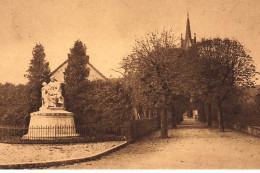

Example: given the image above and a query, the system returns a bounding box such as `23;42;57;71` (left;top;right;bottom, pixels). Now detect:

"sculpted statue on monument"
40;76;65;111
41;82;48;109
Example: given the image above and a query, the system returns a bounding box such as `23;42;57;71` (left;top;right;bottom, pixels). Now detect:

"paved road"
50;118;260;169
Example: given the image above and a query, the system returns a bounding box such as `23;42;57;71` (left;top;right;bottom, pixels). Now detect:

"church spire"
181;12;196;49
185;12;192;42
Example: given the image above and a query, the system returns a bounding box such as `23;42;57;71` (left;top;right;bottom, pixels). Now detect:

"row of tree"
121;30;258;137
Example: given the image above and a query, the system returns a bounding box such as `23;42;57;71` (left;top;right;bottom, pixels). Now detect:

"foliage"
64;40;89;112
0;83;29;126
196;38;256;100
67;80;132;126
25;44;51;113
121;30;189;137
223;85;260;126
190;38;258;131
122;30;187;107
0;79;132;135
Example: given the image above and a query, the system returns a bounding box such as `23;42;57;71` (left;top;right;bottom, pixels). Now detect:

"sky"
0;0;259;84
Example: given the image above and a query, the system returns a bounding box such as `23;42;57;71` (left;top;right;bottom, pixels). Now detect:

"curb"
0;140;132;169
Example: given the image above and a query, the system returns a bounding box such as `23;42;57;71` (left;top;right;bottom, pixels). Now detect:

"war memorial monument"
23;77;78;139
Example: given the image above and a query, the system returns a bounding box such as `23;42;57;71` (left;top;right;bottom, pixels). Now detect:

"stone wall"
212;121;260;137
228;123;260;137
127;118;160;139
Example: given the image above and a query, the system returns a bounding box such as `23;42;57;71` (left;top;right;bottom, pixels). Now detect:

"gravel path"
0;141;125;165
50;118;260;169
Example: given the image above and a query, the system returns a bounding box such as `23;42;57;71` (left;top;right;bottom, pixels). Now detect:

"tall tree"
191;38;257;131
26;44;51;113
64;40;89;114
122;30;187;138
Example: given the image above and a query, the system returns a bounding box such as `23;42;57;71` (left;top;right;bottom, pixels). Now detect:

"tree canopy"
64;40;90;114
189;38;258;131
122;30;188;137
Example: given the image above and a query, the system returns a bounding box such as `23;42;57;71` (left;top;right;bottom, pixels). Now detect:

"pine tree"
26;44;51;113
64;40;89;112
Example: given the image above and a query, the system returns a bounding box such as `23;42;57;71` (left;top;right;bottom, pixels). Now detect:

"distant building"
50;55;107;83
181;13;196;50
181;13;197;118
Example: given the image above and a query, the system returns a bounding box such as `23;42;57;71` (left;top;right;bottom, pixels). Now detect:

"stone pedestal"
22;109;79;140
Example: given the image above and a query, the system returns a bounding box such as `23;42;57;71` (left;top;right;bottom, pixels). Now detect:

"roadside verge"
0;140;131;169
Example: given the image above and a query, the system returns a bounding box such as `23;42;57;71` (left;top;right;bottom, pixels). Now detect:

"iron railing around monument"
0;124;132;144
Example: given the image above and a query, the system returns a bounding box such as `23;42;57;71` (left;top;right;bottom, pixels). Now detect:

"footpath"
0;140;128;169
51;118;260;169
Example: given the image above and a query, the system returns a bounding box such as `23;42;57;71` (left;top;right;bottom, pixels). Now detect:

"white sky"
0;0;259;84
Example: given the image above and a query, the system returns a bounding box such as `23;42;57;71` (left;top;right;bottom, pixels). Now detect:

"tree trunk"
148;108;151;119
160;107;168;138
198;109;202;122
217;102;225;132
171;106;177;128
176;110;181;124
173;115;177;128
207;103;212;126
201;102;206;123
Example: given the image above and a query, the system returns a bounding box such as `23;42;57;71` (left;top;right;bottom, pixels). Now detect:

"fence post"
69;125;71;137
58;125;60;138
32;126;34;140
40;125;42;139
45;126;46;139
47;126;49;140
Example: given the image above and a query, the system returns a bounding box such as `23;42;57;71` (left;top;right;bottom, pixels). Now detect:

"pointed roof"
87;62;107;80
50;59;107;81
181;12;196;49
50;59;69;76
185;12;192;43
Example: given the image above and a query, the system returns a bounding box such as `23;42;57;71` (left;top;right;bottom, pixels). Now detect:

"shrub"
69;79;132;126
0;83;29;126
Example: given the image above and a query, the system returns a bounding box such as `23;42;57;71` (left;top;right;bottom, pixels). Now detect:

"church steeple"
181;12;196;49
185;12;192;42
